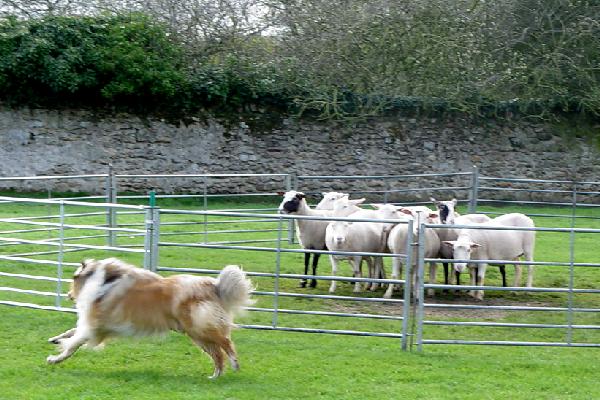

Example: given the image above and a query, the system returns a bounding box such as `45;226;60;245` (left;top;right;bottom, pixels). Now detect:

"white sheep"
430;197;506;288
442;213;535;300
329;198;407;290
384;208;440;299
326;202;402;294
278;191;363;288
315;192;349;210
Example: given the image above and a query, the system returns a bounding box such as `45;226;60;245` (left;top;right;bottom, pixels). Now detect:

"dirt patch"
326;293;558;321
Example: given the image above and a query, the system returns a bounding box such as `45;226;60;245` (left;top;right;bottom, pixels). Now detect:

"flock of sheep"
278;191;536;300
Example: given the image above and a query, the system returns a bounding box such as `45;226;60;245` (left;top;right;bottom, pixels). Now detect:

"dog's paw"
92;343;105;351
46;355;62;364
208;369;223;379
47;337;60;344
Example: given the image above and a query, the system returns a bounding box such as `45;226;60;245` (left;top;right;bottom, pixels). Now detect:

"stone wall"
0;107;598;202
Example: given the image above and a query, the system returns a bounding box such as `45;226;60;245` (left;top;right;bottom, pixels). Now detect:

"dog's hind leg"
220;336;239;371
46;330;89;364
48;327;76;344
191;337;226;379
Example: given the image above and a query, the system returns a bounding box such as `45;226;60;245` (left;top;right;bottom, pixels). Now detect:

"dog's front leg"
48;328;77;344
46;331;89;364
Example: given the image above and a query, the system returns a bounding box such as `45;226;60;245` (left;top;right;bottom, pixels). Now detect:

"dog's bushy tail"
216;265;254;312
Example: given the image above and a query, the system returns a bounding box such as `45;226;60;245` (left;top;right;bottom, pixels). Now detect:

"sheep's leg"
469;268;476;298
443;263;449;293
372;257;384;291
351;256;363;293
328;255;339;293
369;257;384;291
309;253;320;288
499;265;506;287
525;253;534;288
411;264;420;299
526;265;534;288
384;256;402;299
380;261;387;291
299;252;310;288
513;261;523;292
450;268;460;294
364;257;374;291
379;261;386;279
427;262;437;297
476;264;487;301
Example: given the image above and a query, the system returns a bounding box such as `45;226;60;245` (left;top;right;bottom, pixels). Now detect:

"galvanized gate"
1;170;599;350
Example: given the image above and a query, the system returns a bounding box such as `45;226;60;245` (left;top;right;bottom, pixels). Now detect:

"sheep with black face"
278;191;363;288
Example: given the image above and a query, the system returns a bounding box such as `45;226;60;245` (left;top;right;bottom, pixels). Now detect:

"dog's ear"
75;259;93;278
103;267;123;285
74;262;85;278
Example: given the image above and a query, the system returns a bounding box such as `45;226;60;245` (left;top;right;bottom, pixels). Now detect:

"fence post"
567;182;577;345
286;173;296;244
151;207;160;272
401;219;414;351
272;216;284;328
55;201;65;308
384;177;390;204
468;165;479;213
415;221;427;352
46;183;53;240
202;176;209;244
105;165;117;247
143;203;160;272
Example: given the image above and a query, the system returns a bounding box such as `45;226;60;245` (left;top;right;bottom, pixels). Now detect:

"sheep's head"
371;204;402;220
442;238;481;273
278;191;306;214
315;192;348;210
328;221;352;245
431;197;458;224
331;196;365;216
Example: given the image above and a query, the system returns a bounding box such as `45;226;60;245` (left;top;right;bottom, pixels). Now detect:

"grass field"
1;195;599;399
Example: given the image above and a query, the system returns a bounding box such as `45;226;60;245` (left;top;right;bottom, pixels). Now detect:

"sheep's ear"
470;242;481;249
296;193;306;199
452;198;458;206
399;208;413;215
350;198;365;206
442;241;455;248
429;212;438;219
277;191;285;196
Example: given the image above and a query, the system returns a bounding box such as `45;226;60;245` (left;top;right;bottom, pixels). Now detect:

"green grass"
1;307;598;400
1;197;600;398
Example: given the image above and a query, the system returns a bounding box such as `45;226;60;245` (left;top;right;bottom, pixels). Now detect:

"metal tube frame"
2;170;600;350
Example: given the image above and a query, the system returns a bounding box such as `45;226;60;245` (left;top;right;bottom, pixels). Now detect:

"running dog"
47;258;254;378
